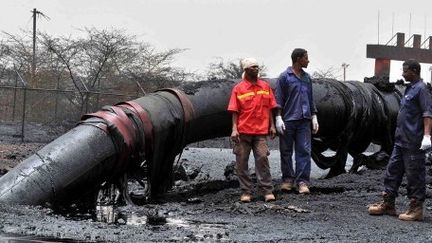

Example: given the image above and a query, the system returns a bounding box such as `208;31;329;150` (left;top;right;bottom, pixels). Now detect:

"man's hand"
312;115;319;134
231;130;240;144
275;115;285;135
269;125;276;139
420;135;431;150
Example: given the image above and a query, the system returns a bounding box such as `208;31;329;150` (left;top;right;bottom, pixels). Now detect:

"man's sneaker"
264;193;276;202
240;194;252;203
398;199;423;221
367;193;396;216
280;182;293;192
298;182;310;194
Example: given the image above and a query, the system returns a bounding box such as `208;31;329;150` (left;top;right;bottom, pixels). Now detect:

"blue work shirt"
394;80;432;149
275;67;317;121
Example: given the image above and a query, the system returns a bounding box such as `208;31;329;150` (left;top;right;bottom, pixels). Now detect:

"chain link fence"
0;78;140;143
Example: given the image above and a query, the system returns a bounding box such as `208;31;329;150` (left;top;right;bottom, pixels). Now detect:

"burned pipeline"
0;78;408;211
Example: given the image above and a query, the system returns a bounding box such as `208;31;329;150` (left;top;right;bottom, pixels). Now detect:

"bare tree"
205;57;268;80
0;28;196;118
40;34;82;88
1;30;60;87
1;31;33;83
311;67;339;80
78;28;135;89
0;28;196;127
0;40;10;79
37;28;191;112
123;45;189;90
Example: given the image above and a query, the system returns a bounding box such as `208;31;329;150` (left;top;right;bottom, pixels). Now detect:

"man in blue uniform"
274;48;319;194
368;59;432;221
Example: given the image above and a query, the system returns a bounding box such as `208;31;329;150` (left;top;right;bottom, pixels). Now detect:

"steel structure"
367;32;432;78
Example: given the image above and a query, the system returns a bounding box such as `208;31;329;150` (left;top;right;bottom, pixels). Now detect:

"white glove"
420;135;431;150
275;115;285;134
312;115;319;134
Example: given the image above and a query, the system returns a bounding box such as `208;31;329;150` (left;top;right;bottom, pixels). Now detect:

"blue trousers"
279;119;311;184
384;145;426;201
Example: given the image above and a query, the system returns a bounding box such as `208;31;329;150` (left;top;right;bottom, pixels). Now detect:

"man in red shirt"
227;57;278;203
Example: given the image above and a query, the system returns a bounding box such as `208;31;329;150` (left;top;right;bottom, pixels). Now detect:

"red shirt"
227;79;277;135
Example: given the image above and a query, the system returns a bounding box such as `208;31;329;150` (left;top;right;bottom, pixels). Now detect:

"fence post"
95;79;101;110
15;70;27;142
21;85;27;143
54;77;60;122
12;71;18;121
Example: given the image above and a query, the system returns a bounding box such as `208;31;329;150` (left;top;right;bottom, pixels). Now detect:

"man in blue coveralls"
274;48;319;194
368;59;432;221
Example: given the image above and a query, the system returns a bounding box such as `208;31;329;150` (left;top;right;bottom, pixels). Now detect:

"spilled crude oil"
2;146;432;242
0;233;80;242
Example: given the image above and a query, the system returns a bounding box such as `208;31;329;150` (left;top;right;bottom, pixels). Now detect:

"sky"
1;0;432;82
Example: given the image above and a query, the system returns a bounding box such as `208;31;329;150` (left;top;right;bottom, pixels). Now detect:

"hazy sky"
2;0;432;82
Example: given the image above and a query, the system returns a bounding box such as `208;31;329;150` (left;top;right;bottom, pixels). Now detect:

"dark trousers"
233;134;273;195
279;119;311;184
384;145;426;201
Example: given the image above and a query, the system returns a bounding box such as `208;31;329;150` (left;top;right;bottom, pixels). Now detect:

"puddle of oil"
93;209;230;241
122;212;229;241
0;233;83;242
95;205;116;223
167;218;229;241
50;208;231;242
125;212;148;226
124;212;223;228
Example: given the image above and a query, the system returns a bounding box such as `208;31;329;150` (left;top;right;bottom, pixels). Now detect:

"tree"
205;57;268;80
311;67;339;80
1;31;33;83
37;28;191;112
0;40;10;80
124;44;189;90
0;28;194;125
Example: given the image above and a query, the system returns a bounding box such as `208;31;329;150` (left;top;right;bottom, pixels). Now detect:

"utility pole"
377;10;380;44
342;63;349;81
429;66;432;84
31;8;37;87
31;8;49;87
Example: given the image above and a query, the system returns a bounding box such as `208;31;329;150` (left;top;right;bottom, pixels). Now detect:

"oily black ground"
1;141;432;242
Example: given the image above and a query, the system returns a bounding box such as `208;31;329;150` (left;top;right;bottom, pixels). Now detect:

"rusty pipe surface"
0;78;404;205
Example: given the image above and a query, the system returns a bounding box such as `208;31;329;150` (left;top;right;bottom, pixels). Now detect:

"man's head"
402;59;421;82
291;48;309;68
240;57;259;80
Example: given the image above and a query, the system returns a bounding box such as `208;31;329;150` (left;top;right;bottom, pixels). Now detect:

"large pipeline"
0;79;403;206
311;79;402;177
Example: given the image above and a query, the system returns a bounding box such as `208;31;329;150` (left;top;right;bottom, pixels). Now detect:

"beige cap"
240;57;259;70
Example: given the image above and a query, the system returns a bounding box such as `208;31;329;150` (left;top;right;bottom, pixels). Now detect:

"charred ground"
1;136;432;242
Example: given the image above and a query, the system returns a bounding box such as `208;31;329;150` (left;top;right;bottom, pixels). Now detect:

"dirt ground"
1;137;432;242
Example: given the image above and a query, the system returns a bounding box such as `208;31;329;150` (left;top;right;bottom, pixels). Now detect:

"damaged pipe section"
0;80;235;206
0;79;404;206
310;79;403;177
